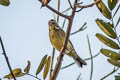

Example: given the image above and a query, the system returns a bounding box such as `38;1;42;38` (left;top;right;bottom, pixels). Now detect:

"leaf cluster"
3;55;51;80
95;0;120;79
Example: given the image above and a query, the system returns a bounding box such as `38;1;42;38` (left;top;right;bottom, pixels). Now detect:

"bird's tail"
74;56;87;68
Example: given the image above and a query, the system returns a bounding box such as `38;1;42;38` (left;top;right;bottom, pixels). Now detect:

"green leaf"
43;56;51;79
0;0;10;6
95;0;112;19
4;68;22;79
24;60;31;74
96;33;120;49
36;54;47;76
108;59;120;67
96;19;116;39
115;75;120;80
101;48;120;60
108;0;119;10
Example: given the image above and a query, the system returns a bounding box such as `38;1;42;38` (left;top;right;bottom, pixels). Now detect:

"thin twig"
61;62;75;69
51;0;78;80
87;35;93;80
56;0;60;23
62;7;71;13
70;22;87;35
84;52;100;61
39;0;70;19
62;18;67;29
75;8;83;12
49;48;55;80
100;67;119;80
61;0;82;13
111;16;120;45
0;36;17;80
68;0;83;12
113;4;120;18
61;52;100;69
26;73;41;80
68;0;73;10
76;0;101;8
76;73;81;80
115;16;120;28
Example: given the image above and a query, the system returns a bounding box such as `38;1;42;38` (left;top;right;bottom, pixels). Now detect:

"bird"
48;19;87;67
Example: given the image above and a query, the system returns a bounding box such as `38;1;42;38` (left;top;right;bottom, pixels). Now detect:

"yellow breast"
49;30;64;51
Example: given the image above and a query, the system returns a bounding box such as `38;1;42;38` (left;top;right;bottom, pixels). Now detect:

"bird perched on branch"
48;19;87;67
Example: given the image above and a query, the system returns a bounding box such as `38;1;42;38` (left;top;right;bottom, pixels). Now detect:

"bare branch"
87;35;93;80
100;67;119;80
76;0;101;9
38;0;70;19
56;0;60;23
26;73;41;80
61;52;100;69
0;36;17;80
51;0;78;80
68;0;73;10
49;48;55;80
71;22;87;35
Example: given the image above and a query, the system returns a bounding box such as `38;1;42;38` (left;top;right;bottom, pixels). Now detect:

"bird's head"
48;19;59;31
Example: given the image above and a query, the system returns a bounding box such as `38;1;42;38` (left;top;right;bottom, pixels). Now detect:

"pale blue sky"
0;0;120;80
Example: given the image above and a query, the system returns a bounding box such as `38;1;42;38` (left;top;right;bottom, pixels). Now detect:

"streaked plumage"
48;19;87;67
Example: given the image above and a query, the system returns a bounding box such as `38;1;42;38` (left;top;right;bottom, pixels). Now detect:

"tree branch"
61;52;100;69
87;35;93;80
56;0;60;23
0;36;17;80
76;0;101;8
26;73;41;80
38;0;70;19
100;67;119;80
51;0;78;80
49;48;55;80
68;0;73;10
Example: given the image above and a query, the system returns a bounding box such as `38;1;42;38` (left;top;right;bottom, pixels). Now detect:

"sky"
0;0;120;80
